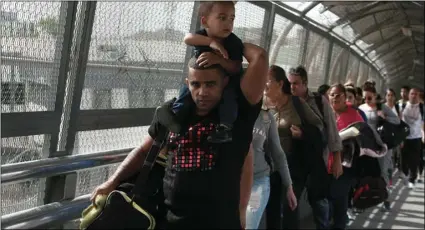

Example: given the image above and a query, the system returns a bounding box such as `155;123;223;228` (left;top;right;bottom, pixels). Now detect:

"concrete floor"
300;172;425;229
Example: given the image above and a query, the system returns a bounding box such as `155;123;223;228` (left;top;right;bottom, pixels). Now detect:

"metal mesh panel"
72;126;149;155
305;4;339;28
1;2;69;112
270;14;305;71
328;44;344;84
1;134;48;165
73;126;150;196
305;31;329;90
233;2;266;47
75;163;120;197
1;135;48;214
1;178;46;215
345;53;360;83
80;2;194;109
357;62;369;86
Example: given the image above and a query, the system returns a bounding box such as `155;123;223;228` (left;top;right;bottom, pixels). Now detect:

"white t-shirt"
401;102;424;139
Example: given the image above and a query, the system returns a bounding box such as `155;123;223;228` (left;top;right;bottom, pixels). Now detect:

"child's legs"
173;84;191;114
219;86;238;126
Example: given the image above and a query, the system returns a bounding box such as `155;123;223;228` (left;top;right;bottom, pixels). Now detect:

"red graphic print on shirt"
169;121;217;172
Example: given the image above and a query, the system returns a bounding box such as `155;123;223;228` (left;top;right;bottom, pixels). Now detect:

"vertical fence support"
263;3;276;53
43;2;97;221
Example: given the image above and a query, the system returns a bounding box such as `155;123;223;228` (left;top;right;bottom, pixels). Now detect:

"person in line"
318;84;330;100
345;86;367;122
263;65;324;229
91;43;269;229
245;104;297;229
384;88;402;186
400;88;424;189
288;66;344;229
328;83;364;228
398;85;410;107
359;85;400;211
167;1;243;144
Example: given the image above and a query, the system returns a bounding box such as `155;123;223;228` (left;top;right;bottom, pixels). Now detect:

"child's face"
202;3;235;39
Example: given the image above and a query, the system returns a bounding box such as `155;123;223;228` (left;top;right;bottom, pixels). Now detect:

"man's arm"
239;144;254;218
240;43;268;105
322;95;343;154
218;58;241;74
107;136;154;186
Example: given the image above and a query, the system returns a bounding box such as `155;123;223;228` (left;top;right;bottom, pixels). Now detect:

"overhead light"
408;76;414;80
401;27;412;37
414;59;420;64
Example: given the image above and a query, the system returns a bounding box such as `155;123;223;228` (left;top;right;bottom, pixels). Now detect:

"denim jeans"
328;168;355;230
246;176;270;229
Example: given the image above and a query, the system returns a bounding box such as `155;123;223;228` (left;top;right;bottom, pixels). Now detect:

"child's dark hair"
198;1;235;17
269;65;291;95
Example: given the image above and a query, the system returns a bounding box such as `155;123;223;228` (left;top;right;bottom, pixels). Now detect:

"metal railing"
1;148;131;229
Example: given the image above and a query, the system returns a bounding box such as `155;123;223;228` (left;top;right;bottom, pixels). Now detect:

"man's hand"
196;52;222;68
209;40;228;59
332;152;343;179
286;185;298;211
90;179;118;206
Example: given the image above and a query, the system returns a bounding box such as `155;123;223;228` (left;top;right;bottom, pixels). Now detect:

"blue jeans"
246;176;270;229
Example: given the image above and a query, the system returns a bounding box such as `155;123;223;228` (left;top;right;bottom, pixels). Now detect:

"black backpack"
376;103;410;149
291;96;330;201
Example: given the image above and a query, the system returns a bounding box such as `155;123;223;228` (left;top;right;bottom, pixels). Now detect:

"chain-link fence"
2;1;388;218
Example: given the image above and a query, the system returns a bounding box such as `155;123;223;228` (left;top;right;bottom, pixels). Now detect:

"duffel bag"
80;123;169;230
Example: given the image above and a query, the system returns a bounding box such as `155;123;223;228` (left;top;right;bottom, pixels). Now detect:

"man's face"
287;74;306;97
401;88;409;100
409;88;419;104
186;67;228;115
202;3;235;39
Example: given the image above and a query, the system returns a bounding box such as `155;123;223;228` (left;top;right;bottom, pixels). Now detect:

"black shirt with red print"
148;86;261;228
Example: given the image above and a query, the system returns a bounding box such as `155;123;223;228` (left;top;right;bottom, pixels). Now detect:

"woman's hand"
377;110;386;119
286;185;297;211
290;125;303;138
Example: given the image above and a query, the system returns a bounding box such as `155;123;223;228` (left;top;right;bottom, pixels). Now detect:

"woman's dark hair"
269;65;291;95
330;83;346;96
318;84;330;96
355;87;363;97
345;87;356;97
386;88;396;96
363;84;377;94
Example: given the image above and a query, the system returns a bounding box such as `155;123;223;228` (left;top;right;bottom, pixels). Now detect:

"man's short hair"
401;85;410;91
198;1;235;18
288;65;308;83
187;57;227;78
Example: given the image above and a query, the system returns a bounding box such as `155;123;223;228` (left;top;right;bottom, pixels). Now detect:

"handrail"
0;56;183;74
1;148;132;185
1;194;91;229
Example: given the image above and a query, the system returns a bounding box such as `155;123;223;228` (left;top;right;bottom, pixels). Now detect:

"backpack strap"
131;109;169;199
292;96;307;125
420;103;424;120
394;103;400;115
